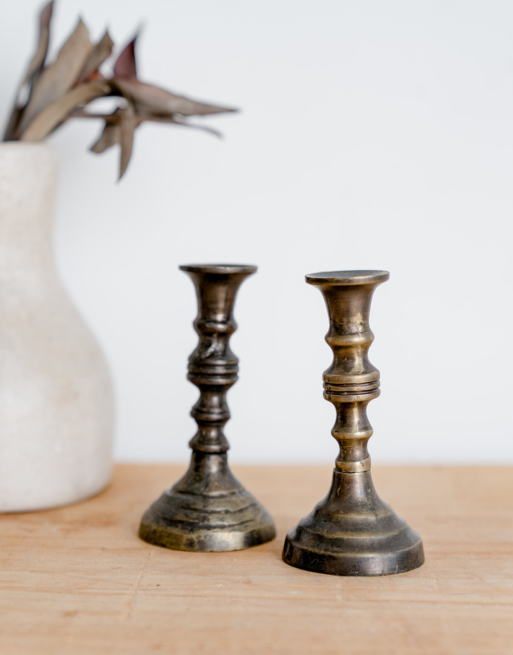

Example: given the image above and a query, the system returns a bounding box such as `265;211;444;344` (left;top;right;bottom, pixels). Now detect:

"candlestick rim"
306;270;389;285
180;264;257;275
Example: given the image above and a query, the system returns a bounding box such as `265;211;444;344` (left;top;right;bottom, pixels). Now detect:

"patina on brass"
139;264;276;552
283;270;424;576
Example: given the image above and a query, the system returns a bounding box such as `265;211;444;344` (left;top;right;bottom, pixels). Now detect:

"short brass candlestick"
283;270;424;576
139;264;275;552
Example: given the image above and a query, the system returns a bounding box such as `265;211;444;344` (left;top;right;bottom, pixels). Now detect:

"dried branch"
3;1;238;180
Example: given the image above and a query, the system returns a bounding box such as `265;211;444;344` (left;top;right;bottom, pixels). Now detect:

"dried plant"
3;1;237;178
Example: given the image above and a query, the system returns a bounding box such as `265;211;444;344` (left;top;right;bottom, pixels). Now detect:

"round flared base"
282;469;424;576
139;487;276;552
283;530;424;576
139;452;275;552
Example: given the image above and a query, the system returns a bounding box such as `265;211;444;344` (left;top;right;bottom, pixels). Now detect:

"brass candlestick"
283;270;424;576
139;264;275;552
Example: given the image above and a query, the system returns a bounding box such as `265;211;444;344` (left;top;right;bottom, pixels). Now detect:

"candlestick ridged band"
283;270;424;576
139;265;275;552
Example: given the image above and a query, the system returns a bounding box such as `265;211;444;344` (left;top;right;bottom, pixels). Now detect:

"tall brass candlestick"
139;264;275;552
283;270;424;576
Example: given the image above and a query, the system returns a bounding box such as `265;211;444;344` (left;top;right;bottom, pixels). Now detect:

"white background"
1;0;512;464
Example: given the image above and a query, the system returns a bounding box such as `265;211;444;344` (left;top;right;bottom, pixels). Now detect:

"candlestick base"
140;452;275;552
283;469;424;576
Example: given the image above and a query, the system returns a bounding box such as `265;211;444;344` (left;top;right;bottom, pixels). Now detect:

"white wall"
1;0;512;464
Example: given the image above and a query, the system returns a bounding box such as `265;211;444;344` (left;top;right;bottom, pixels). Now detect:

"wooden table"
1;465;512;654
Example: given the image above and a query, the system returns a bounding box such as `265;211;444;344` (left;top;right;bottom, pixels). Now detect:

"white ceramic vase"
0;143;114;512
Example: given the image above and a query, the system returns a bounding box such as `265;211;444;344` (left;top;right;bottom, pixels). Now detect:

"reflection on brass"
283;270;424;576
139;264;275;552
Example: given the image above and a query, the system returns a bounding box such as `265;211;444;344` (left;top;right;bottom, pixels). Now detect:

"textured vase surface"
0;143;114;512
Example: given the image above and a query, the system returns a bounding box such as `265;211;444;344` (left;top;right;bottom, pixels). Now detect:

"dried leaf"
167;118;222;138
72;107;221;138
16;18;92;136
24;1;54;84
3;107;24;143
3;1;54;140
114;78;237;116
20;80;110;141
137;111;222;138
113;36;137;79
76;31;114;84
88;105;138;173
119;103;137;179
90;121;122;153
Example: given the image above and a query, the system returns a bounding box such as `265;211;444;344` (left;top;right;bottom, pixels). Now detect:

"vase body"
0;143;114;512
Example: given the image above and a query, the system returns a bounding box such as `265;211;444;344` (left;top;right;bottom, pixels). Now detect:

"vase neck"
0;144;57;275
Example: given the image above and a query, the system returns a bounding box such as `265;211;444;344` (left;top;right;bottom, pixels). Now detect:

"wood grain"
0;465;512;654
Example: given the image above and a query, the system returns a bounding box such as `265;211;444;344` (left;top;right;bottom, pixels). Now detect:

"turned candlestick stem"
185;265;245;455
283;270;424;576
139;264;275;552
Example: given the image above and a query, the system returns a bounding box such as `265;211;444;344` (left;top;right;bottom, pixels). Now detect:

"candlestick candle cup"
282;270;424;576
139;264;276;552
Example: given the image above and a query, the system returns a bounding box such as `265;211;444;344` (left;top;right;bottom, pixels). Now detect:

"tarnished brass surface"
283;270;424;576
139;265;275;552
